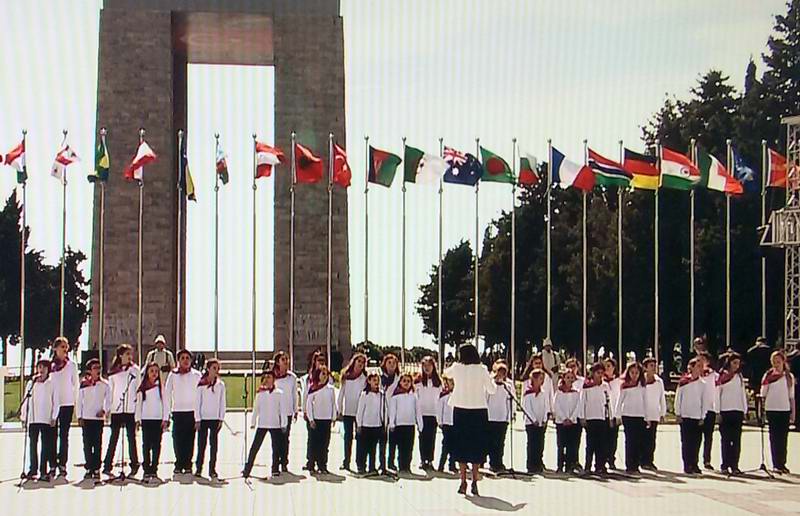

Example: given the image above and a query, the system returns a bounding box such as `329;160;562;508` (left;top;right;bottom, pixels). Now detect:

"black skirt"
451;407;489;464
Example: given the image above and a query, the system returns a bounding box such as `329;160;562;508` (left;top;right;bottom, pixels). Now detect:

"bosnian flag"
551;146;594;190
51;145;80;181
123;141;157;181
255;141;285;178
4;140;27;183
766;148;787;188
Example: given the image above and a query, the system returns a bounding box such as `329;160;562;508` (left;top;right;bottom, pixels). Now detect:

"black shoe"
319;468;330;475
471;481;479;496
437;464;445;472
242;470;250;479
458;481;467;494
641;463;657;471
129;464;140;477
210;471;218;480
173;466;181;475
194;468;203;478
92;471;101;480
83;470;93;481
704;462;714;471
357;468;367;476
779;466;791;474
39;473;52;483
448;464;458;473
102;466;114;476
58;468;68;478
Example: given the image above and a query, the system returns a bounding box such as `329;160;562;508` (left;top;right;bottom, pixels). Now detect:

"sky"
0;0;787;367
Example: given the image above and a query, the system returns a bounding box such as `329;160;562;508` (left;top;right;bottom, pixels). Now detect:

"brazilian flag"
89;137;109;183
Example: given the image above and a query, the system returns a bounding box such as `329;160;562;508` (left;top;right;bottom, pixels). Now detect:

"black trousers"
172;411;196;470
584;420;608;472
702;411;716;464
103;413;138;469
341;415;356;467
56;405;74;471
283;419;292;467
525;424;546;472
766;410;790;468
244;428;287;475
305;419;313;467
679;418;702;472
556;423;580;470
719;410;744;470
419;416;438;465
391;425;415;471
81;419;103;472
28;423;55;476
356;426;381;472
606;422;619;467
308;419;332;470
196;420;221;473
438;425;455;469
622;416;646;471
487;420;508;469
141;420;163;475
643;421;658;467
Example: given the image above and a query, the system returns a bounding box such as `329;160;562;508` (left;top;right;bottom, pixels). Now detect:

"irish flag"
551;146;594;191
4;140;27;183
766;148;787;188
123;140;156;181
660;147;699;190
697;148;742;195
255;141;284;179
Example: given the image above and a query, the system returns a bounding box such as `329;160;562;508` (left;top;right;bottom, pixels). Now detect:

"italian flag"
368;146;401;187
4;140;27;183
697;148;743;195
255;141;284;179
519;153;539;186
479;146;514;184
660;147;699;190
123;140;157;181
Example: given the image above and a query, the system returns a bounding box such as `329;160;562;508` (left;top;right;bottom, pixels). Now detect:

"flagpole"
290;133;297;366
251;134;257;397
725;139;732;350
214;133;220;359
19;128;27;400
99;128;107;369
761;139;767;337
327;133;334;362
176;129;184;352
689;138;696;348
474;138;480;351
617;139;624;363
511;138;517;379
401;137;407;367
438;138;444;370
547;139;552;341
655;140;661;365
364;135;369;349
137;128;145;366
582;139;588;367
59;129;68;338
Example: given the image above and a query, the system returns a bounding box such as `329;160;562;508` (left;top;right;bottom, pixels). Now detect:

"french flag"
552;146;594;191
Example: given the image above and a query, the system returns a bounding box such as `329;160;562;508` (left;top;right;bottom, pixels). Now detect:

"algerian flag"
89;137;110;183
479;146;514;184
404;145;446;185
697;148;743;195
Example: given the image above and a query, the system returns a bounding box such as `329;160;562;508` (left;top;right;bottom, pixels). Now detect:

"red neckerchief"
603;374;617;383
198;373;218;391
80;375;101;389
173;366;192;375
583;379;600;389
716;370;737;386
393;385;413;397
621;379;641;389
258;385;276;393
525;385;542;396
678;374;700;387
439;389;451;398
308;380;328;395
557;381;576;393
138;377;159;395
645;376;658;385
762;368;786;386
51;356;70;373
702;367;713;377
109;363;135;376
344;369;364;381
273;368;289;380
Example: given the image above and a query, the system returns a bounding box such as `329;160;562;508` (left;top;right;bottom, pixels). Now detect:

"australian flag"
732;148;759;194
443;146;483;186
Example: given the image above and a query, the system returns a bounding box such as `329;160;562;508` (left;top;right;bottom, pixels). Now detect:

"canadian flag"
255;141;285;178
123;141;157;181
51;145;80;181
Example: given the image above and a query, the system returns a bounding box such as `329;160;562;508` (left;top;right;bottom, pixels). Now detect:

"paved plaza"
1;417;799;516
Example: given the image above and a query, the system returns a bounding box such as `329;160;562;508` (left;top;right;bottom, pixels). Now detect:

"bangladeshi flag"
479;146;514;184
368;146;401;187
294;143;323;183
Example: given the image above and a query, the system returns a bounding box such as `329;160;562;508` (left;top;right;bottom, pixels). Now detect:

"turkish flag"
332;143;351;188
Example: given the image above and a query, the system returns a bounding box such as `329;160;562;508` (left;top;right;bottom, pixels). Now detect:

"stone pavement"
1;416;798;516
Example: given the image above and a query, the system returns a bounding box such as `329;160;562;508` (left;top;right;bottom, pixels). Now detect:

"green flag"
403;145;424;183
89;137;109;183
479;146;514;184
368;146;401;187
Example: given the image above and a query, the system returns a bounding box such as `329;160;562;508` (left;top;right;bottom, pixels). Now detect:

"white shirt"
523;375;554;403
717;374;748;413
274;371;298;418
164;369;202;414
674;377;707;419
135;385;168;422
616;384;647;418
444;363;497;409
606;376;623;418
50;359;79;408
437;393;454;426
108;365;140;414
195;380;226;421
77;379;110;420
356;391;383;428
338;374;367;417
760;371;796;412
487;380;513;422
644;377;667;422
522;389;551;426
578;381;612;421
702;370;720;413
306;384;338;422
301;373;334;414
553;388;580;424
389;391;424;430
415;380;443;417
21;378;59;426
252;387;287;429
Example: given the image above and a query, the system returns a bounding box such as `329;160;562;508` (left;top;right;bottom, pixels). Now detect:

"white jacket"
21;378;59;426
487;380;513;422
164;369;202;414
107;365;140;414
388;391;423;430
522;389;551;426
415;380;442;417
356;390;383;428
306;384;338;422
338;374;367;417
50;359;79;408
252;387;287;429
77;379;110;420
195;380;226;421
135;385;169;422
644;377;667;422
437;393;454;426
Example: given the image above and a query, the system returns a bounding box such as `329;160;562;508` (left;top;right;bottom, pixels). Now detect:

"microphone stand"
741;394;774;478
16;380;35;485
496;382;535;478
110;370;137;483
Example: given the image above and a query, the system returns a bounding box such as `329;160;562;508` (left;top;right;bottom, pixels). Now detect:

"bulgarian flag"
479;146;514;184
765;148;787;188
332;143;351;188
294;143;323;183
4;140;27;183
51;145;80;181
255;141;284;179
697;148;742;195
404;145;445;185
368;146;401;187
660;147;699;190
551;146;594;191
518;153;539;186
123;140;156;181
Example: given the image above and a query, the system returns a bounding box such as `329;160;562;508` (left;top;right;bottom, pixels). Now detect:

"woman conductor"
444;344;497;496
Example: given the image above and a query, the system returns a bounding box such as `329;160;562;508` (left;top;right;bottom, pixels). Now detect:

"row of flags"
2;135;790;199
